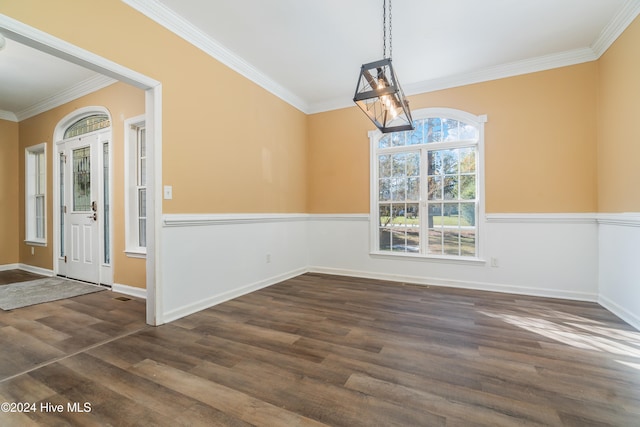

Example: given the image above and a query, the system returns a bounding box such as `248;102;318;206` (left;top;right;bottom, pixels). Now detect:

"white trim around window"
124;115;147;258
25;143;47;246
369;107;487;262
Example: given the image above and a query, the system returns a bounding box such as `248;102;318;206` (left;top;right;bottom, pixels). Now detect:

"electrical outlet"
266;253;271;263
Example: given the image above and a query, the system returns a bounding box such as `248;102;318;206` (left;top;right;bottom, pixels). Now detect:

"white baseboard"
18;264;54;277
599;293;640;331
113;283;147;300
0;263;20;272
309;266;599;302
162;267;307;324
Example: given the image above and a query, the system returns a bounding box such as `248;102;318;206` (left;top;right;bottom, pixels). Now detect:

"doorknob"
87;212;97;221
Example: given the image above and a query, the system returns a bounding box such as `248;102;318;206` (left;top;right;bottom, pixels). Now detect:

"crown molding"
591;0;640;57
15;74;117;121
307;47;597;114
0;110;18;122
121;0;638;115
122;0;310;114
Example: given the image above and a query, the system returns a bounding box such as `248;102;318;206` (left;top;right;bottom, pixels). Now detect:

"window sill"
370;251;486;266
125;249;147;259
25;240;47;247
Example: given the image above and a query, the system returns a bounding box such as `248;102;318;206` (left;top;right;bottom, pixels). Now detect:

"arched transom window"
63;114;111;139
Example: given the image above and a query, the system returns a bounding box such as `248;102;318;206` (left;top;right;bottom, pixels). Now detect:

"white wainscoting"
159;212;638;329
308;214;600;302
161;214;309;323
597;213;640;330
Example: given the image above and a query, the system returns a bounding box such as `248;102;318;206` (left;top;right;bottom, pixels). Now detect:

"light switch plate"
163;185;173;200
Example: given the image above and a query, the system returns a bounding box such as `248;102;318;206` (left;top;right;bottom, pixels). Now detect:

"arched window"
63;114;110;139
370;108;486;259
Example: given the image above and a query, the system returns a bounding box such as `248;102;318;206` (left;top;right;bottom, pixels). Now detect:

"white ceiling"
1;0;639;120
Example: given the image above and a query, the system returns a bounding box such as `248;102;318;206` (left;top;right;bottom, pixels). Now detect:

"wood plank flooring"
1;272;639;426
0;270;45;286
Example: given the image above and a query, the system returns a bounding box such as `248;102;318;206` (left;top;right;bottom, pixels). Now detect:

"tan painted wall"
0;0;308;215
0;119;19;265
3;2;636;221
18;82;146;287
597;16;640;213
308;63;599;214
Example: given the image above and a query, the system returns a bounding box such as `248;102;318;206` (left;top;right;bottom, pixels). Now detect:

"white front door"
58;133;106;283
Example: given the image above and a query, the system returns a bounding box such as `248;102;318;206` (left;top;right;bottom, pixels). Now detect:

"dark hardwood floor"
0;269;45;286
1;272;639;426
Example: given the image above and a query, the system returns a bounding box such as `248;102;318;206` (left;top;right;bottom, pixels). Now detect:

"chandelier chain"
389;0;392;59
383;0;386;58
383;0;393;58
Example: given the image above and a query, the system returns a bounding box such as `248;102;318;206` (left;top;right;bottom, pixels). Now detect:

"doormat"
0;277;104;310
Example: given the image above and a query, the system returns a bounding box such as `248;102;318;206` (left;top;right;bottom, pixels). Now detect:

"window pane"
460;203;476;226
64;114;110;139
73;147;91;211
392;153;406;176
138;188;146;217
379;135;390;149
406;229;420;252
407;177;420;200
406;152;420;177
379;228;391;250
36;152;45;194
391;132;405;147
138;186;147;248
139;159;146;187
428;151;442;175
138;128;147;187
460;124;479;141
426;118;442;143
428;176;442;200
379;205;391;227
443;203;460;226
391;178;406;201
139;218;147;247
139;128;146;156
391;229;406;251
443;231;460;255
460;175;475;199
461;230;476;256
460;148;476;173
443;119;459;141
444;176;458;200
379;154;391;177
407;203;419;223
442;150;458;174
408;120;424;145
379;179;391;201
428;203;442;228
428;229;442;254
35;195;45;239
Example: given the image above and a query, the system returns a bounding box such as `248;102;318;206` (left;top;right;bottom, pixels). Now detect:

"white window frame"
369;108;487;263
124;115;147;258
25;143;47;246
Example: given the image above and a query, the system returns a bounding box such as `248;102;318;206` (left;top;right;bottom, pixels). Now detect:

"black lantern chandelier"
353;0;413;133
